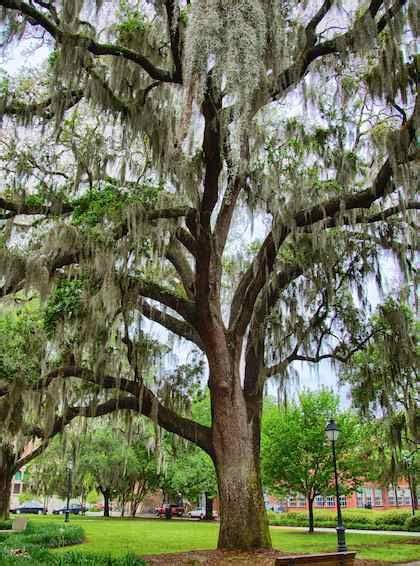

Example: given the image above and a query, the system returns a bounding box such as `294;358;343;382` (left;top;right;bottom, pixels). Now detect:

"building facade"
265;482;414;512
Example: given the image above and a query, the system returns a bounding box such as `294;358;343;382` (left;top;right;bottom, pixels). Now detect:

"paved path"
271;525;420;537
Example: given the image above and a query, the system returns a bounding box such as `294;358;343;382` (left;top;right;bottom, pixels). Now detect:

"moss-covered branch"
0;0;179;83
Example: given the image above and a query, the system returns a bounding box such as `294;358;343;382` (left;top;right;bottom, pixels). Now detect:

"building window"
374;488;383;507
356;490;364;507
13;483;21;494
388;488;404;506
14;471;22;481
315;496;324;507
326;496;335;507
388;489;396;505
339;495;347;507
403;489;411;506
364;488;372;508
297;496;306;508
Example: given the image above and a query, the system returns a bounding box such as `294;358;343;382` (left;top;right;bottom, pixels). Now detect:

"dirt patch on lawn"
143;549;384;565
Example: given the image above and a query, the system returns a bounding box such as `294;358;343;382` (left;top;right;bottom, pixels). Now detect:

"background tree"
161;445;217;518
0;300;145;520
262;390;373;532
342;298;419;510
0;0;417;549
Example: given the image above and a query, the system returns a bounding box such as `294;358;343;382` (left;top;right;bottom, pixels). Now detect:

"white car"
188;508;217;520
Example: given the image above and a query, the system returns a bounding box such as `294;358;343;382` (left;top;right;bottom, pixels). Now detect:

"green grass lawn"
24;515;420;563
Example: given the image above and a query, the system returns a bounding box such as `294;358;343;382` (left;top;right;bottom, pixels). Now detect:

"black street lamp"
64;461;73;524
325;419;347;553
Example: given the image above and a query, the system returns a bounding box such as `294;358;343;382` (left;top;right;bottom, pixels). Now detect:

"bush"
0;547;146;565
0;519;12;530
267;508;415;530
374;510;411;527
0;522;146;565
3;523;84;549
0;544;51;565
404;514;420;532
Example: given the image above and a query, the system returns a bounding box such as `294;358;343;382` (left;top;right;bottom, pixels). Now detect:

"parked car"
188;508;217;520
52;503;87;515
10;501;47;515
155;504;185;517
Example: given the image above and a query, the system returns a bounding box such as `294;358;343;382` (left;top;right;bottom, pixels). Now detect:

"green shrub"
0;519;12;530
0;522;146;564
267;508;415;530
404;514;420;532
0;544;51;565
0;547;146;565
3;523;84;549
375;510;411;527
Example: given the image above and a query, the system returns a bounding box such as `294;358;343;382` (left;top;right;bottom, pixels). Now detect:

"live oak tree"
0;0;418;549
261;390;372;532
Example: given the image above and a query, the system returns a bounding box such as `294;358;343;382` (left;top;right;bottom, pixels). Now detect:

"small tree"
121;440;161;517
162;445;217;518
262;390;371;532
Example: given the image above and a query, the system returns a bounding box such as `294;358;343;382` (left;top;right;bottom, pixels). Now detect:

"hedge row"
0;547;146;566
267;509;420;531
0;522;146;565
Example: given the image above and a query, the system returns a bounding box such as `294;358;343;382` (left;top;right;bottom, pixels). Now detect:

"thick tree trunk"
308;496;315;533
0;446;16;521
211;380;271;550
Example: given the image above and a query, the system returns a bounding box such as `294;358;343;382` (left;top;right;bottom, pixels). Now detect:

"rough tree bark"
208;354;271;549
0;445;16;521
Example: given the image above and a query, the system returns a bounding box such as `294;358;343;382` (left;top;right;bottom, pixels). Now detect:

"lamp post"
64;462;73;524
325;419;347;552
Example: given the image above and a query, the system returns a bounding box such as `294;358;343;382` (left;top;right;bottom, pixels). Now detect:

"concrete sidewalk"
271;525;420;537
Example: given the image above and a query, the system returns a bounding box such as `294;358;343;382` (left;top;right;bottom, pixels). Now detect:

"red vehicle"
155;503;185;517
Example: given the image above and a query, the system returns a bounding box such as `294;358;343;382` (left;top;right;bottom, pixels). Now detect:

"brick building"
266;481;414;512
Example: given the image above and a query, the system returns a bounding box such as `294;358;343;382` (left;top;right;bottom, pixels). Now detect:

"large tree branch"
128;276;196;325
230;112;416;340
13;439;51;473
138;300;204;350
164;0;183;82
114;206;196;240
175;226;197;257
269;0;408;102
195;86;223;317
1;89;83;120
0;0;179;83
165;239;196;299
0;196;74;216
44;366;213;454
